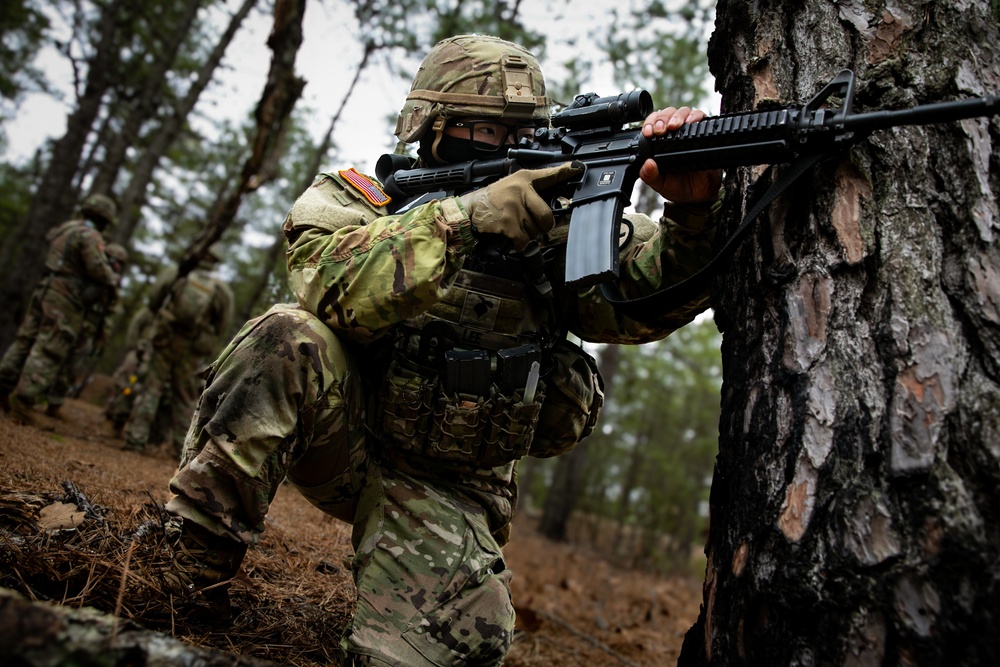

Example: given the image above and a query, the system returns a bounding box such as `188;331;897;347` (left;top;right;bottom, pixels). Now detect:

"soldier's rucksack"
167;272;215;330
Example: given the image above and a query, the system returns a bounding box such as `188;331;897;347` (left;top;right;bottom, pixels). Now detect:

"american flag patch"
339;168;391;207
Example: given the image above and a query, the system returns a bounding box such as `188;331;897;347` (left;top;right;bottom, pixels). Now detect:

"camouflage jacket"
43;219;118;299
284;169;719;346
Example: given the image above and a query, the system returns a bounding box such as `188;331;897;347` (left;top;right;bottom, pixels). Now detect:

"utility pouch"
444;350;492;396
427;393;491;461
530;339;604;458
496;344;541;394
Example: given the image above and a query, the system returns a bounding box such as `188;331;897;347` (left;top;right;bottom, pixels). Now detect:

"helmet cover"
80;194;118;226
395;34;551;144
204;242;224;263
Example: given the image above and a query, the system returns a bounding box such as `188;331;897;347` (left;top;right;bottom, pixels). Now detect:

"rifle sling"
599;150;833;322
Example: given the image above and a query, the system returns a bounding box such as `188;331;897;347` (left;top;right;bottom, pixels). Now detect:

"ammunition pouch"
375;337;604;465
376;351;544;468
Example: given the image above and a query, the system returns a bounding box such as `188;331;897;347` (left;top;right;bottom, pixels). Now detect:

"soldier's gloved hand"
459;162;583;251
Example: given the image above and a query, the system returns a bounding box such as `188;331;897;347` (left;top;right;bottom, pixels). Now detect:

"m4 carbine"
376;70;999;318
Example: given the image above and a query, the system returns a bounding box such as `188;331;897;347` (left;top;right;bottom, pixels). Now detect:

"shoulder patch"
339;168;391;207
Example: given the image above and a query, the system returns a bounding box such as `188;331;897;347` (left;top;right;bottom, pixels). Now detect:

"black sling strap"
599;151;833;321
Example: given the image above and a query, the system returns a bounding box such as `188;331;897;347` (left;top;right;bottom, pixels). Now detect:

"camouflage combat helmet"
80;194;118;226
394;34;551;145
207;242;224;262
201;242;224;265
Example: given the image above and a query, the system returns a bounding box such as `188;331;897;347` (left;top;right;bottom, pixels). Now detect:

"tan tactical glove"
459;162;583;251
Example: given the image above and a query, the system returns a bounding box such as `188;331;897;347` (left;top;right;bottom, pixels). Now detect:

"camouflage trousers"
124;338;201;453
0;279;84;405
166;304;514;666
49;313;105;408
104;348;142;429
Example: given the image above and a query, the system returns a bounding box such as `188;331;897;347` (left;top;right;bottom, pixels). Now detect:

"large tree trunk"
0;1;136;351
112;0;260;245
179;0;306;274
236;41;375;325
537;439;590;541
680;1;1000;665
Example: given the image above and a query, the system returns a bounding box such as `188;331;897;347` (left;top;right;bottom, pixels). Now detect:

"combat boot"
163;517;248;627
7;394;36;424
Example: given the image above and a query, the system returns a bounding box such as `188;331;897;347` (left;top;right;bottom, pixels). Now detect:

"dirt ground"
0;385;704;666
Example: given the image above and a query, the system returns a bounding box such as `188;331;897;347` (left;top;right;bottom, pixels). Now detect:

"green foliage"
0;0;50;157
0;0;49;105
591;320;721;572
426;1;545;56
348;0;545;86
0;159;38;240
601;0;715;109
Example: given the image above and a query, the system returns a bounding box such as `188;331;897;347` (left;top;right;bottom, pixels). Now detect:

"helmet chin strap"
429;117;448;165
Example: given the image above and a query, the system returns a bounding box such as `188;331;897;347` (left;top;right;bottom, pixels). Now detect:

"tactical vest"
45;220;91;276
314;170;604;467
167;271;216;332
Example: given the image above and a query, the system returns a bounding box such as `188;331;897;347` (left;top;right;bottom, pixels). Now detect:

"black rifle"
376;70;999;319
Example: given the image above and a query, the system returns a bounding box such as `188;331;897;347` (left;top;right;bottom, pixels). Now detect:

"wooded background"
3;1;998;663
0;0;720;576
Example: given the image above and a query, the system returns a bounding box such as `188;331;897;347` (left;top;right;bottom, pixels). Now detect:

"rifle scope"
552;90;653;130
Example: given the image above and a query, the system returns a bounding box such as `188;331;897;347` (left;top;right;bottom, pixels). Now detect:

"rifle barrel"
839;96;1000;133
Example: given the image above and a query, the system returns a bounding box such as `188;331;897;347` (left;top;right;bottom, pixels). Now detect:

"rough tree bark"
679;1;1000;665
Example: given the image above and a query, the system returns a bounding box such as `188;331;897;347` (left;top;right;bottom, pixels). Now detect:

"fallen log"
0;587;282;666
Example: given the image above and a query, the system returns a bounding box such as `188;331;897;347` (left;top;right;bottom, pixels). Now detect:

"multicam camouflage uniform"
104;306;154;431
50;242;128;410
0;195;119;410
124;259;234;454
167;35;719;667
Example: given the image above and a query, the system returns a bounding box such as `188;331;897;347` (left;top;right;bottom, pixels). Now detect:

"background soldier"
48;242;129;415
103;305;154;433
0;194;120;419
122;245;233;454
160;35;723;666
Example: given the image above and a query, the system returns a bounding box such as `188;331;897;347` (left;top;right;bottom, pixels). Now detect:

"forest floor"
0;380;704;667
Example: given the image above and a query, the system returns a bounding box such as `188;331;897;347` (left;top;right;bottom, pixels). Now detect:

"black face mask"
419;134;500;166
